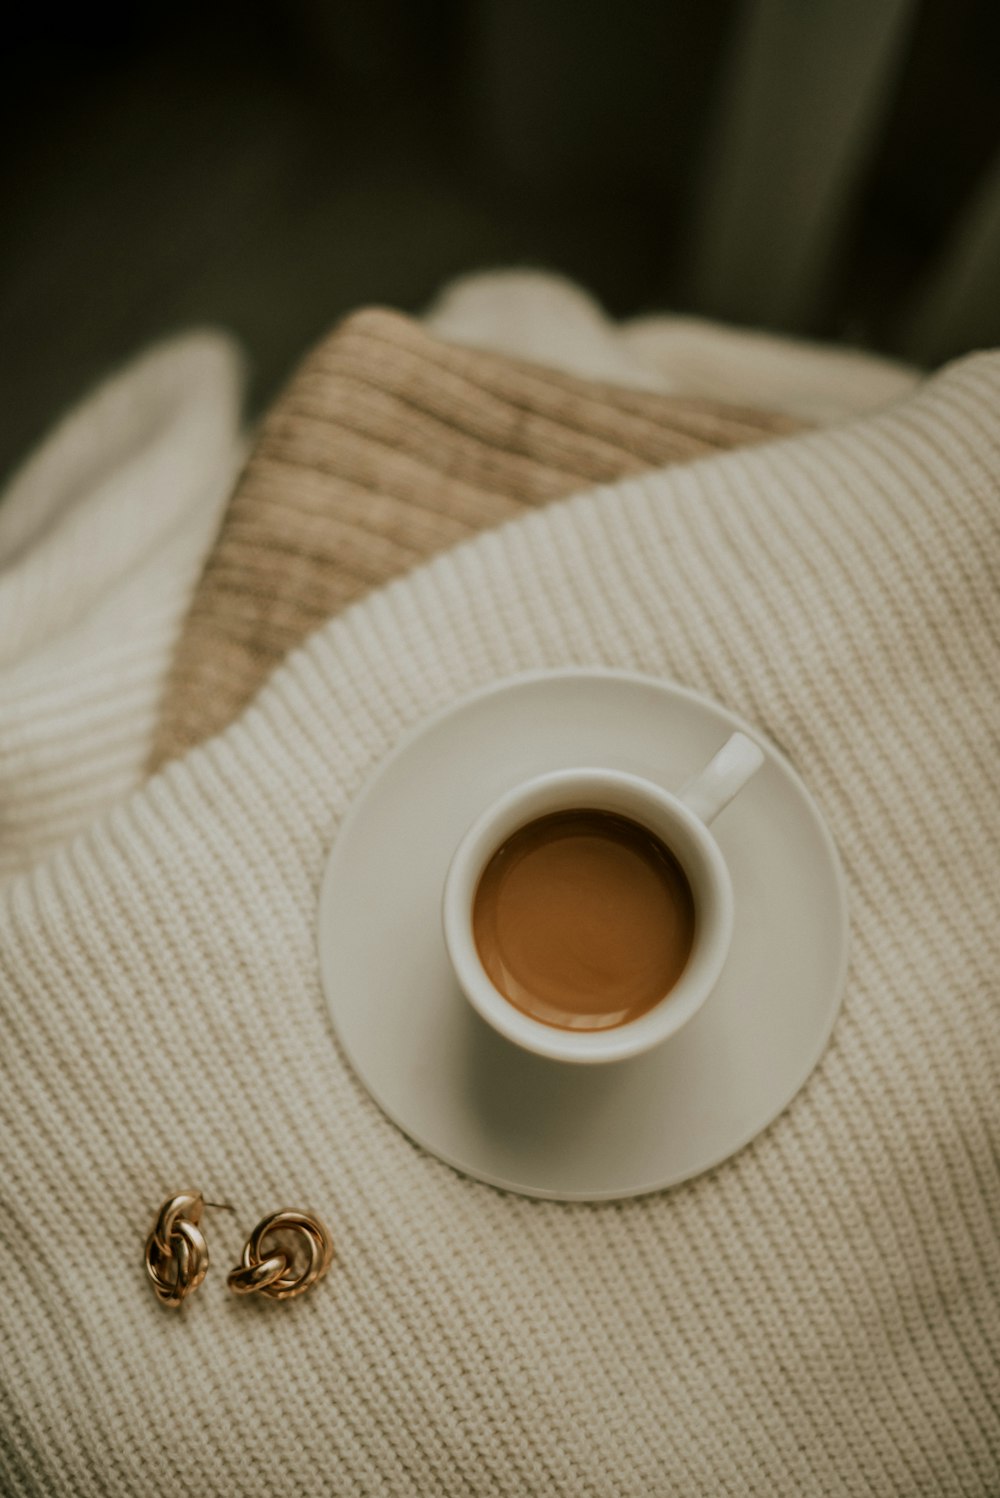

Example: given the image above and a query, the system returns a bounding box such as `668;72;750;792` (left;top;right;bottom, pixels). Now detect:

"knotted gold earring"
144;1190;233;1308
227;1209;333;1301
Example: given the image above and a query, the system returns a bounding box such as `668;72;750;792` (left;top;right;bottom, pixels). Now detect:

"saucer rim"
317;666;850;1201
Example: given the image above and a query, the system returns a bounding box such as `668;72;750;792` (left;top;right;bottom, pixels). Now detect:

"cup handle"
677;732;765;825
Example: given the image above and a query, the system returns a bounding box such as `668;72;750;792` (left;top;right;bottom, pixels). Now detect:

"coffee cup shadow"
457;988;624;1155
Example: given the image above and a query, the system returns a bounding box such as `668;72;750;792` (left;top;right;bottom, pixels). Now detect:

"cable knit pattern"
1;354;998;1495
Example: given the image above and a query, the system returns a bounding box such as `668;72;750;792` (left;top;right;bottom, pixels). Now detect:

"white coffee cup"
441;732;764;1064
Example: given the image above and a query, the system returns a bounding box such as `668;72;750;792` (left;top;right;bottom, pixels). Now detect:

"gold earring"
144;1191;234;1308
145;1190;210;1307
227;1209;333;1301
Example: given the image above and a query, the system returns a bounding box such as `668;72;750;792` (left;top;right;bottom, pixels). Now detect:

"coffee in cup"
472;809;695;1032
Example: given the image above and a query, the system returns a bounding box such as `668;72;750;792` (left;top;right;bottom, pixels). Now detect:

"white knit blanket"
1;352;997;1496
0;333;244;878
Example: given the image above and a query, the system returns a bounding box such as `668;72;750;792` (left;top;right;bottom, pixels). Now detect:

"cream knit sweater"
1;353;998;1495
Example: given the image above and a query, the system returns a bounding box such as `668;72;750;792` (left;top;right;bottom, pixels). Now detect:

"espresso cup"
441;732;764;1064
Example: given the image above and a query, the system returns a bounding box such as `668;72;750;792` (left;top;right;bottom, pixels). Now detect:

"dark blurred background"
3;0;999;481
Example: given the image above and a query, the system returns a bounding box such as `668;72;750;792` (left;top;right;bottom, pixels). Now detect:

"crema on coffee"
472;809;695;1032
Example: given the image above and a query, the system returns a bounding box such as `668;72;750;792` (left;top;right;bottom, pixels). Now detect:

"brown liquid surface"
472;809;695;1032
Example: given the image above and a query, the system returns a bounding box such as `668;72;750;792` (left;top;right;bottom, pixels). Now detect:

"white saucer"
317;669;849;1201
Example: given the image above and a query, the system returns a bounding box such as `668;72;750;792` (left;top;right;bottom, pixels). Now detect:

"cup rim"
441;767;734;1064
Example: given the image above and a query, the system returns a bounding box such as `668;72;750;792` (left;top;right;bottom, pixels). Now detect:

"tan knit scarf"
152;308;797;764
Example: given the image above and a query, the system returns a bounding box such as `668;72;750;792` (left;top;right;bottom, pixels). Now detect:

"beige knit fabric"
151;308;798;765
2;353;998;1495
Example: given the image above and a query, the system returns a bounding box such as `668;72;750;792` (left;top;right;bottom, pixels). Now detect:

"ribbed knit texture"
151;308;798;765
1;353;998;1495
